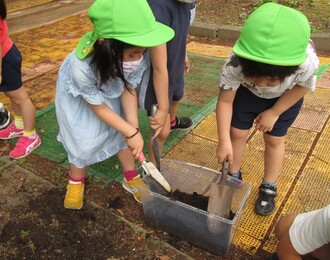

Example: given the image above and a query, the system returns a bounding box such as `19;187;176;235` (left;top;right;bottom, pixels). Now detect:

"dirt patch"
196;0;330;33
0;171;182;259
0;145;270;259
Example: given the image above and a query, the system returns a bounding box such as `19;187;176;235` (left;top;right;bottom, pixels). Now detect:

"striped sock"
14;115;24;129
23;129;36;139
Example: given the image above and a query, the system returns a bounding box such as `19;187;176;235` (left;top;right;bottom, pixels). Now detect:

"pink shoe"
9;133;41;159
0;122;23;139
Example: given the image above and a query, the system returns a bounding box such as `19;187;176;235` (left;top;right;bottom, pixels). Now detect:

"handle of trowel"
150;104;158;136
151;104;158;118
220;159;230;184
137;153;146;163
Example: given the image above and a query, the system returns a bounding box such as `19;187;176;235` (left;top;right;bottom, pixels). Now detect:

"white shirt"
219;42;319;99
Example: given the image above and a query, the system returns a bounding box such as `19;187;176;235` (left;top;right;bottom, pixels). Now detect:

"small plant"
284;0;301;8
20;230;36;253
53;169;63;178
17;157;26;165
256;0;275;6
307;0;314;6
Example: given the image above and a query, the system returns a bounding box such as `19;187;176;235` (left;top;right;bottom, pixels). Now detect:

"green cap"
75;0;175;59
233;3;310;66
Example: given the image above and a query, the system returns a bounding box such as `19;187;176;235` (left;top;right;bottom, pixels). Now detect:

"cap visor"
233;44;306;66
75;32;97;59
113;23;174;47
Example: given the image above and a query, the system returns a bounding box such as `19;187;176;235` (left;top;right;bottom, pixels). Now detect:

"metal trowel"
139;104;171;194
207;159;233;219
150;104;161;170
138;153;171;193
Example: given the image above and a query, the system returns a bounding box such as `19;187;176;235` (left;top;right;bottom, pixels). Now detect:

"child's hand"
255;109;279;133
126;132;144;159
184;54;190;74
149;109;167;137
216;141;233;165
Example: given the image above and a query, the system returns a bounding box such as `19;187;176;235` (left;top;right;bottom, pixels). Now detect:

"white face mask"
122;55;144;73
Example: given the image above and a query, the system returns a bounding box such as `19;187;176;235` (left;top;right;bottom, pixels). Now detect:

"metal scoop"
138;153;171;193
150;104;161;170
139;104;171;194
207;159;233;218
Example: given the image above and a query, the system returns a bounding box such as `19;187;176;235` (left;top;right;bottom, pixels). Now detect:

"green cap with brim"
75;0;175;59
233;3;310;66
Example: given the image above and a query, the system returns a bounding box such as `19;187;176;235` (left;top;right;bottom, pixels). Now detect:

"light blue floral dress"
55;50;150;168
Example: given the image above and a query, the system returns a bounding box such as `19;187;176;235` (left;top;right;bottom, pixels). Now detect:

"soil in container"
168;189;235;220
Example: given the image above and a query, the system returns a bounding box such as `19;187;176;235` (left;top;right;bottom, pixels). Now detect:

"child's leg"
255;99;303;216
64;164;86;210
263;134;286;183
275;214;300;259
5;87;35;131
69;163;86;180
2;88;40;159
118;148;146;203
229;127;250;176
170;100;179;123
254;133;285;216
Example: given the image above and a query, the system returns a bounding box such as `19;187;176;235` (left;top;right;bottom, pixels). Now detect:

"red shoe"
9;133;41;159
0;122;23;139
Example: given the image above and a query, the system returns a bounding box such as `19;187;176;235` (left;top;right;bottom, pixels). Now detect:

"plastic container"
137;159;252;256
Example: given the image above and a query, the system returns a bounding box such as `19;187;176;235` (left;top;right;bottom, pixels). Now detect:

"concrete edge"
189;21;330;52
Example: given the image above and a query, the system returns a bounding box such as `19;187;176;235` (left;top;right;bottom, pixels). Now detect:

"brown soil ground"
1;0;329;259
196;0;330;33
1;147;266;259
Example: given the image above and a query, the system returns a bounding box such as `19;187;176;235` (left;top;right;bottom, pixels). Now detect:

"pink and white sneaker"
0;122;23;139
9;133;41;159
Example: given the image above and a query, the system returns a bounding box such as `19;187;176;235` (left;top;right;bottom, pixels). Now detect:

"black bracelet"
126;128;140;139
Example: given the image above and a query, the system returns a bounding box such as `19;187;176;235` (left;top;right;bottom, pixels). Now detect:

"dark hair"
0;0;7;19
237;56;299;82
90;39;132;87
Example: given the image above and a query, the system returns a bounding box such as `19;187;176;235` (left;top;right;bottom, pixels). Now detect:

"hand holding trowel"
138;104;171;193
207;159;233;219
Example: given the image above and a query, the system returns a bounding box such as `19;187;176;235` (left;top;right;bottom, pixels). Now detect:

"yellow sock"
23;129;36;138
14;115;24;129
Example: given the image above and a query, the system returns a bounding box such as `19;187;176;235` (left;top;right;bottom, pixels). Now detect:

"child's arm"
216;88;237;164
86;100;144;158
255;85;309;133
149;44;169;136
121;88;139;129
121;87;144;158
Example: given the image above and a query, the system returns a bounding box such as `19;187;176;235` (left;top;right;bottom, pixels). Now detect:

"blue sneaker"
255;184;277;216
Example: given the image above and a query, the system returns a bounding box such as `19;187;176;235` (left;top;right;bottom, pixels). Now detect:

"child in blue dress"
55;0;174;210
